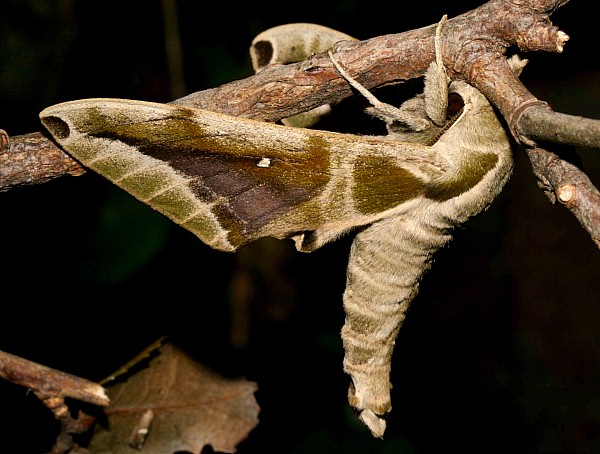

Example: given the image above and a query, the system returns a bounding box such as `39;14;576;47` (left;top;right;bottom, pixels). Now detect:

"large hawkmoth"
39;19;523;436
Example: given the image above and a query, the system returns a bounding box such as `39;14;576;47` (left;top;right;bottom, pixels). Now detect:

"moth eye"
446;93;464;119
42;116;71;140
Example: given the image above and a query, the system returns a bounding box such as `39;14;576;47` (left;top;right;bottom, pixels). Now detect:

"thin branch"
0;349;109;407
526;146;600;247
160;0;187;100
519;108;600;148
37;394;96;454
0;131;85;191
0;350;107;453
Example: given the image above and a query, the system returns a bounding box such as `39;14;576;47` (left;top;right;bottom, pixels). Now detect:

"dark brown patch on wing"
86;108;331;245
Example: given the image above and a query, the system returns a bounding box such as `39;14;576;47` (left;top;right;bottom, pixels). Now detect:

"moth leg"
328;15;451;132
327;50;430;132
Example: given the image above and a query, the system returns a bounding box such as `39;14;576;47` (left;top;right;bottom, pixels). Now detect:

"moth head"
386;90;465;145
448;82;482;112
447;54;527;120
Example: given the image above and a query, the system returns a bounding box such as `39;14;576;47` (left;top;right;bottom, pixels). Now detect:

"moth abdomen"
342;211;453;436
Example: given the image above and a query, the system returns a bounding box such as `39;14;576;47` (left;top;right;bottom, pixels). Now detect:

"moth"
39;19;524;437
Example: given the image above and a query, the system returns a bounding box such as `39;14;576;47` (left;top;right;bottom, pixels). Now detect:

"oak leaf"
88;343;259;453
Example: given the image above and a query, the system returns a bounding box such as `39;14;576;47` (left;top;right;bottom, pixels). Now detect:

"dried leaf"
88;343;259;453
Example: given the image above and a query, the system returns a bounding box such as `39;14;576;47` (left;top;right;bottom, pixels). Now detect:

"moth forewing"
40;99;445;253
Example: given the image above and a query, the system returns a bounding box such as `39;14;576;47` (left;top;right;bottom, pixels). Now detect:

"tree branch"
0;349;108;453
1;0;598;246
0;349;109;407
0;130;85;191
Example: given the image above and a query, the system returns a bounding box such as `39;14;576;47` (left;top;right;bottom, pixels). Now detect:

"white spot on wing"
257;157;271;168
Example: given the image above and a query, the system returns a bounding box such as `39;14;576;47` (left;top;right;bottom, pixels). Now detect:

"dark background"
1;1;599;453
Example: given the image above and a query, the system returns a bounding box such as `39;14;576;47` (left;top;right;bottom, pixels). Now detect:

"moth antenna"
327;49;430;131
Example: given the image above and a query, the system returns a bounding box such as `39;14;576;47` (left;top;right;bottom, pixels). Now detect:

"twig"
160;0;186;100
36;393;96;454
0;350;109;453
99;335;166;385
526;146;600;247
0;349;109;406
0;131;85;191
